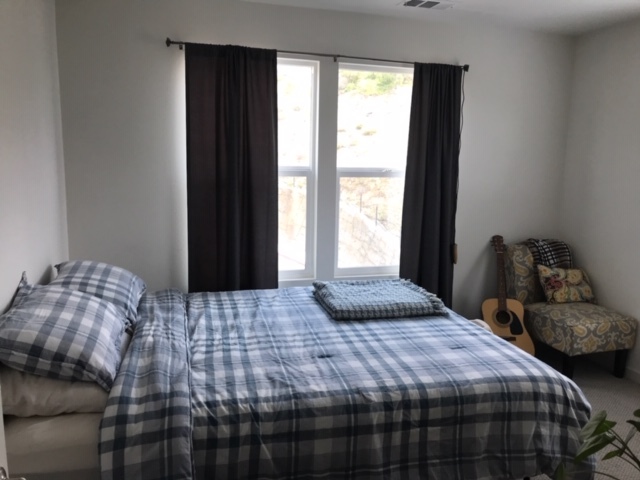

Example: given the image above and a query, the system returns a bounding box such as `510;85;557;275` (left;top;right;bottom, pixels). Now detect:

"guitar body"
482;235;535;356
481;298;535;355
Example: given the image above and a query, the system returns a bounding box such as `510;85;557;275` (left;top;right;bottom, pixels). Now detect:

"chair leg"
614;349;629;378
562;354;575;379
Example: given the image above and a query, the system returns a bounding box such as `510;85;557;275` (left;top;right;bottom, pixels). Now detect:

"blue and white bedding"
51;260;147;330
0;274;125;391
99;287;594;480
313;278;447;319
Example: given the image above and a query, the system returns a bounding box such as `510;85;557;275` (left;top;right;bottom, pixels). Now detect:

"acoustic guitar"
481;235;535;355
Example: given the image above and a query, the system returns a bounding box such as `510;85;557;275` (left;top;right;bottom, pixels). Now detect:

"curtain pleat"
185;44;278;292
400;63;463;307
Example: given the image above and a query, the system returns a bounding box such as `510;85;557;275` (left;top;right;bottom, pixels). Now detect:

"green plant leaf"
602;448;624;460
633;409;640;418
575;435;616;463
580;411;609;441
627;420;640;431
554;462;566;480
597;419;617;434
582;412;616;439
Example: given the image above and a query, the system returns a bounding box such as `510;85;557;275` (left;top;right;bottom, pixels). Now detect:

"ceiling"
242;0;640;35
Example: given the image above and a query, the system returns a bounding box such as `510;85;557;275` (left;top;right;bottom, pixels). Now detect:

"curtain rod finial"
166;37;184;50
463;64;469;72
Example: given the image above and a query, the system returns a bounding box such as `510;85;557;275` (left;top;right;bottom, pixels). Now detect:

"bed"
0;262;594;479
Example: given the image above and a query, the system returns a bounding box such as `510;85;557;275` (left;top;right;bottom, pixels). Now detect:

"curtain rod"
165;38;469;72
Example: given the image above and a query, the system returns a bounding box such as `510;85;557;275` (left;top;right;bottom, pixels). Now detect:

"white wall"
562;17;640;379
0;1;68;313
55;0;575;318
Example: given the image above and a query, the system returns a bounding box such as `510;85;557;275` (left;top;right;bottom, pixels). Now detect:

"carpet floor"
531;357;640;480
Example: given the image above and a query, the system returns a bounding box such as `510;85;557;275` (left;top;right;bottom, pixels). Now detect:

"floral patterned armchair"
504;240;637;378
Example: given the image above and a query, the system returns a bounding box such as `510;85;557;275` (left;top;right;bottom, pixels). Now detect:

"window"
336;64;412;275
277;59;317;280
278;58;413;283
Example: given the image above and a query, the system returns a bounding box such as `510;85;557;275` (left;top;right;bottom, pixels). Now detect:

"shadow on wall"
2;264;56;314
454;244;495;319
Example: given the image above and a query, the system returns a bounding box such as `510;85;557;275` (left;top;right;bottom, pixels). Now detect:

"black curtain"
185;44;278;292
399;63;463;307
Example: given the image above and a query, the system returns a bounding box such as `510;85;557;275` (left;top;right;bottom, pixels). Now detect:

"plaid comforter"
100;287;593;479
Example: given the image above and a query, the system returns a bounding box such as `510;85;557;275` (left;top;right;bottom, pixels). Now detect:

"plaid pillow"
525;238;573;268
0;285;125;391
51;260;146;329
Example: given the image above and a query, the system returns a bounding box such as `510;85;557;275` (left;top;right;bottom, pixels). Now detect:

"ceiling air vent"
402;0;454;9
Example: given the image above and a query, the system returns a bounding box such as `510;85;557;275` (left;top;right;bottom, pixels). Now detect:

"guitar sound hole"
494;310;512;326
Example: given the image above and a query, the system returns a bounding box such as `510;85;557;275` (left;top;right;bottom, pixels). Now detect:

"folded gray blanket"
313;279;447;320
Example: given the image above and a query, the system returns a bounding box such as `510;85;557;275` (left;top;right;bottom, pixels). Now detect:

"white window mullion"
315;58;340;281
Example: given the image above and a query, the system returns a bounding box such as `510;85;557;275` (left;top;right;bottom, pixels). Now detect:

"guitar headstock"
490;235;505;253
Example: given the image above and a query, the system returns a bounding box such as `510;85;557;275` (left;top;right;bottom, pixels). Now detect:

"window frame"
333;61;413;278
277;56;413;286
277;57;319;282
334;167;406;277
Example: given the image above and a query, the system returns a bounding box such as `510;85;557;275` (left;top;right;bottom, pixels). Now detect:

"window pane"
337;68;413;170
337;176;404;268
278;176;307;270
278;63;314;168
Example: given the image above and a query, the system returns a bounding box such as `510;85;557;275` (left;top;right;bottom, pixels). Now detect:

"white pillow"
0;366;108;417
0;331;132;417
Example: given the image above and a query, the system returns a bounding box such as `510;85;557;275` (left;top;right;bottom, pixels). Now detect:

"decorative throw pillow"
50;260;146;329
0;285;125;391
537;264;596;304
